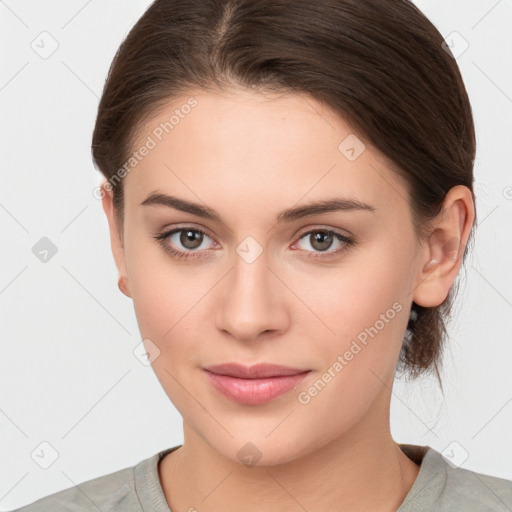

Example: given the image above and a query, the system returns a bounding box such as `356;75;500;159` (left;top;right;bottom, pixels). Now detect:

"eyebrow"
140;192;375;224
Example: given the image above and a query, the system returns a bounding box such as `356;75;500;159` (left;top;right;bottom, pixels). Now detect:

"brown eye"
153;227;216;259
293;228;354;258
179;229;204;250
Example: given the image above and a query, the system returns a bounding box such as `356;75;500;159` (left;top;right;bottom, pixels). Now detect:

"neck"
159;393;420;512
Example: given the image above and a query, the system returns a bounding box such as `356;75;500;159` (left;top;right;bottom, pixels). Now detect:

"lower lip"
204;370;311;405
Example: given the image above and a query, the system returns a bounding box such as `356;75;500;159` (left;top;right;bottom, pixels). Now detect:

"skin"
101;87;475;512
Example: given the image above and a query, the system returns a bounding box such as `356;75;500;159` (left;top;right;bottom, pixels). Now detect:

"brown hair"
91;0;477;385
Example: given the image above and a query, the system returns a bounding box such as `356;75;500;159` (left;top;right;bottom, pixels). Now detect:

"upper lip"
203;363;310;379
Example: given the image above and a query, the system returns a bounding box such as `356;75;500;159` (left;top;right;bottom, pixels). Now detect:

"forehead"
124;88;408;217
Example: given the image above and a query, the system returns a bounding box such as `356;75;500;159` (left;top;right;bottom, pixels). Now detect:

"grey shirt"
10;444;512;511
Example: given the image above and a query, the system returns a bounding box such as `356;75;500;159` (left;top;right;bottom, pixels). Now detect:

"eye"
153;225;354;261
153;226;217;259
292;228;354;258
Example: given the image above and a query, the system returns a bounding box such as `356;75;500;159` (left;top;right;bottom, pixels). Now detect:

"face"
103;88;431;465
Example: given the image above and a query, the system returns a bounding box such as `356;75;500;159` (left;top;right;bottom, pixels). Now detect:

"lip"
203;363;311;405
204;362;309;379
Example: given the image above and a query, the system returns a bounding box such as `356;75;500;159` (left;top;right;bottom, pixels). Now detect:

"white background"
1;0;511;509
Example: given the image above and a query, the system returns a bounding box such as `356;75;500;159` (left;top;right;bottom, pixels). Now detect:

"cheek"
293;246;412;398
130;271;210;350
292;263;409;436
298;252;408;340
126;250;212;409
124;227;210;337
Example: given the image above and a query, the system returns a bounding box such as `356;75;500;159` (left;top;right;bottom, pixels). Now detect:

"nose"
214;248;290;343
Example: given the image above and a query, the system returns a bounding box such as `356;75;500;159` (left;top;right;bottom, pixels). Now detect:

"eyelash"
153;226;355;261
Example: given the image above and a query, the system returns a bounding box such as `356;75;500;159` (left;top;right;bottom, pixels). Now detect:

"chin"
200;429;320;468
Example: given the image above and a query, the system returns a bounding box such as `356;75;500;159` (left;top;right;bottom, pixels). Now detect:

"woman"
12;0;512;510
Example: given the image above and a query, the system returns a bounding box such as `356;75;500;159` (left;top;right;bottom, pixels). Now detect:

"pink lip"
203;363;311;405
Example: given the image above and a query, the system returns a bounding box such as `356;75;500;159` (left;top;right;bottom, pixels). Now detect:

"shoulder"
9;446;179;512
440;458;512;510
9;462;139;512
400;445;512;512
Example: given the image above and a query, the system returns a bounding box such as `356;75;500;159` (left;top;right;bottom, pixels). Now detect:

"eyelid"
158;221;214;235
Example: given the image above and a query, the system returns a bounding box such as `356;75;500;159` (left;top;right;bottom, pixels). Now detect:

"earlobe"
100;181;132;298
118;276;130;297
413;185;474;307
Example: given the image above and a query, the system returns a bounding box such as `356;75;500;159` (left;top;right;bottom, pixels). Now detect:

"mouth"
202;363;311;405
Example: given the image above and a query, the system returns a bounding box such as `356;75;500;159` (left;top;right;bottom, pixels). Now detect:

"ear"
100;181;131;298
413;185;475;307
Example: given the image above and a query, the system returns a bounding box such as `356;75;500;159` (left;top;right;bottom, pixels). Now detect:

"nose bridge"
230;238;276;311
214;236;287;340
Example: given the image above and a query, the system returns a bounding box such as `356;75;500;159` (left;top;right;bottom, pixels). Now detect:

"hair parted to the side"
91;0;477;386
